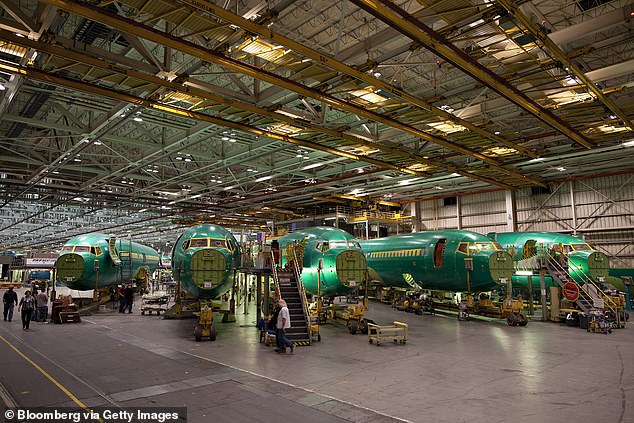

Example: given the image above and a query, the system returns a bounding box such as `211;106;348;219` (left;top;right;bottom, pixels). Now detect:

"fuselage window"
457;243;468;254
94;246;102;256
434;239;447;268
182;240;190;251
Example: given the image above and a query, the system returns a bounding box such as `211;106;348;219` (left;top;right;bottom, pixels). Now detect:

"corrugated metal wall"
408;173;634;268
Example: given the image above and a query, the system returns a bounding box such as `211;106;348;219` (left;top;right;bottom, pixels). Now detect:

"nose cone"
56;254;85;286
335;250;367;288
190;249;227;289
488;251;514;282
572;251;609;280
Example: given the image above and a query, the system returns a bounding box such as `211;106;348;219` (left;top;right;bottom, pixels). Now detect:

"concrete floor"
0;291;633;423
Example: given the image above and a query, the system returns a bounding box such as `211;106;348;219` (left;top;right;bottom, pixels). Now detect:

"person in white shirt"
275;299;294;354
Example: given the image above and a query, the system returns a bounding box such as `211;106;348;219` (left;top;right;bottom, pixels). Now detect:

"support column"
527;275;534;316
505;190;517;232
411;202;422;232
569;180;577;235
456;196;463;230
540;269;548;321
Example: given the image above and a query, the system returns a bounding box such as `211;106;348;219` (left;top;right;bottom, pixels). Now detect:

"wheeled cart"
140;294;169;315
367;321;408;346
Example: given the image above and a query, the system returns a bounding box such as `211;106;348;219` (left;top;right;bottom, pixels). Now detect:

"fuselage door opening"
433;239;447;268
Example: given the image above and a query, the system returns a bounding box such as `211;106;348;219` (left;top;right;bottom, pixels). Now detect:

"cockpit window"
473;242;499;252
350;241;361;249
210;239;225;248
320;242;330;252
74;246;90;253
61;246;74;252
570;243;592;251
330;241;348;249
94;246;102;256
189;239;208;248
457;242;468;254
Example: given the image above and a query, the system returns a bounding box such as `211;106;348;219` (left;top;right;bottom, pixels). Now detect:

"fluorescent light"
623;140;634;147
255;175;272;182
222;137;229;141
133;117;143;122
450;173;460;177
529;157;545;162
324;217;336;220
516;270;534;276
557;167;566;171
302;163;322;170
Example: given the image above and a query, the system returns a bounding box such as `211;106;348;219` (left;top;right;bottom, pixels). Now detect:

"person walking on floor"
36;289;49;323
3;286;18;322
124;284;134;313
18;290;36;330
275;299;294;354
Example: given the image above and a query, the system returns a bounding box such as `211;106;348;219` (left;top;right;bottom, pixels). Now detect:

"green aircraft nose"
336;250;367;288
190;249;227;289
56;254;85;284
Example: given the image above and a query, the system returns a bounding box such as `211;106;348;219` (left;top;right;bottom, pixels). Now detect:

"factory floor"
0;290;633;423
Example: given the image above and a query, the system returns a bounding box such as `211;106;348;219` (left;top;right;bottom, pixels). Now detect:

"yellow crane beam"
496;0;632;131
175;0;537;159
39;0;546;188
349;0;594;149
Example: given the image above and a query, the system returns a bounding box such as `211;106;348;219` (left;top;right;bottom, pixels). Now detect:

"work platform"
0;297;633;423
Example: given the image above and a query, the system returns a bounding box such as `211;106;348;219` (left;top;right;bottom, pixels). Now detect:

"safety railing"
545;251;618;318
269;250;281;301
289;245;313;340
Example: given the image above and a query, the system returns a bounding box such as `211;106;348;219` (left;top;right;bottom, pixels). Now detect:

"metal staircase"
545;252;622;327
271;246;312;345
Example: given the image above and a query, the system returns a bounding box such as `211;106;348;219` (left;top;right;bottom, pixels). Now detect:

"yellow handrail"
545;252;617;314
290;244;313;340
269;251;281;301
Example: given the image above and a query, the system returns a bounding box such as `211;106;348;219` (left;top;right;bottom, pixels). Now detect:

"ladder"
118;239;133;284
109;237;121;266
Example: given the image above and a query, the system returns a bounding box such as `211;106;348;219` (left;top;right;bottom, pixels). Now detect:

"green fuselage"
172;224;240;299
489;232;610;291
360;230;514;292
55;234;159;290
276;227;368;297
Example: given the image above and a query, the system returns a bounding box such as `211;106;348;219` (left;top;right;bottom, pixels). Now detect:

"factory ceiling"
0;0;632;250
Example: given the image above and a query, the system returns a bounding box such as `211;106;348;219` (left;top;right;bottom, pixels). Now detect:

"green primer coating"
276;227;368;297
171;224;240;299
489;232;610;289
360;230;514;292
55;233;159;290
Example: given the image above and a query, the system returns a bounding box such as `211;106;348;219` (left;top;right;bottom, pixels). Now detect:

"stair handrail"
565;256;619;313
290;244;312;340
269;250;281;301
545;252;617;316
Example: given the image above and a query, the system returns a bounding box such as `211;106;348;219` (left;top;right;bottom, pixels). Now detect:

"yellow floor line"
0;334;89;411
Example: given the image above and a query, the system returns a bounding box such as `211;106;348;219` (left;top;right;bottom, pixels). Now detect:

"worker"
124;284;134;313
117;285;126;313
3;286;18;322
18;290;36;330
275;299;294;354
